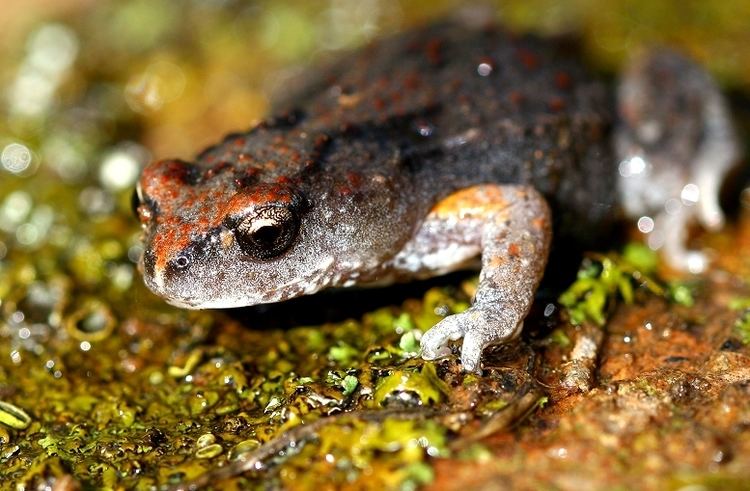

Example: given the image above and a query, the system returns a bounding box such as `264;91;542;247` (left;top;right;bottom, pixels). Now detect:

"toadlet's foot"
421;306;524;373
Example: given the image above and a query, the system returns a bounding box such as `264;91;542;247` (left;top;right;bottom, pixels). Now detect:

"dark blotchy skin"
136;22;738;372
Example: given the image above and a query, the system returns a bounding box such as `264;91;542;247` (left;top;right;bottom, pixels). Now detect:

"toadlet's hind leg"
615;50;740;273
390;184;551;373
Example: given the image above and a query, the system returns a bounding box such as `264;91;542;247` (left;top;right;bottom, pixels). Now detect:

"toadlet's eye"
231;205;300;260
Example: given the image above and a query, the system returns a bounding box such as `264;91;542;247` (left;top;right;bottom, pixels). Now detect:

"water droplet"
1;143;34;175
618;156;648;178
680;183;700;205
637;216;654;233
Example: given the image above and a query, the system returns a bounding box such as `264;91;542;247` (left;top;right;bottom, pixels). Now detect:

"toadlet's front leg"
388;184;552;373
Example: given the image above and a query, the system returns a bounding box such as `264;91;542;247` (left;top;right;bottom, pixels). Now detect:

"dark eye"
233;206;299;260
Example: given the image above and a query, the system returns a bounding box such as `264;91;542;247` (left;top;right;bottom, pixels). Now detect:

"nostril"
174;255;190;269
165;250;196;280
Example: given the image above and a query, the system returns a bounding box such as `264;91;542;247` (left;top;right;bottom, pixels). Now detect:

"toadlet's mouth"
140;245;338;310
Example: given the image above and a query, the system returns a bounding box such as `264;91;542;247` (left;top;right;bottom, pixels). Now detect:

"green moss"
622;242;659;274
373;364;449;407
398;330;421;356
559;243;696;326
728;296;750;310
733;310;750;345
457;443;494;462
669;472;750;491
327;341;359;364
341;375;359;396
401;461;436;491
667;282;695;307
548;329;572;348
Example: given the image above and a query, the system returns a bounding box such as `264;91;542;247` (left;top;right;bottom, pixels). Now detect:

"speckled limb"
395;184;552;373
616;50;740;274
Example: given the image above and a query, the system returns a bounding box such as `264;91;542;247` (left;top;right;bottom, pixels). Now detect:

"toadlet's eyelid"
220;184;307;221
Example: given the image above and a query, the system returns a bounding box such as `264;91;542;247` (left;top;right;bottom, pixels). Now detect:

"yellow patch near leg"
431;184;511;220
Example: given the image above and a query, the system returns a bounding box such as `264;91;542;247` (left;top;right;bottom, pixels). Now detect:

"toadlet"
134;22;739;372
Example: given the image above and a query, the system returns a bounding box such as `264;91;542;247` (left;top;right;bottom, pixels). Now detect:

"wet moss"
559;244;698;326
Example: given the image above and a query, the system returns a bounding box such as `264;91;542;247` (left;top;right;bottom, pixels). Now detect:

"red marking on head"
141;159;197;186
138;160;202;222
507;243;521;257
151;216;194;273
221;183;299;219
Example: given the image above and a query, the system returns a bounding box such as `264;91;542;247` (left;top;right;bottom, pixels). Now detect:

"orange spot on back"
555;71;572;90
516;47;539;70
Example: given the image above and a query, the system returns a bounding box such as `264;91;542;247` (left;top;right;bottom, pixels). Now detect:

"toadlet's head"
133;126;412;309
134;158;320;308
